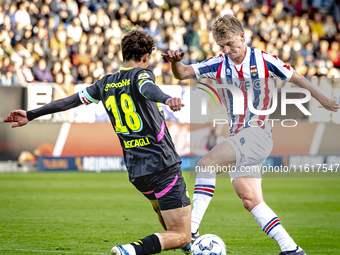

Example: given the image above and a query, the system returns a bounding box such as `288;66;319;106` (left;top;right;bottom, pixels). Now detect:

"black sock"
130;234;162;255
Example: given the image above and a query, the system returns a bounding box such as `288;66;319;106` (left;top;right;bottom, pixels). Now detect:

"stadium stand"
0;0;340;89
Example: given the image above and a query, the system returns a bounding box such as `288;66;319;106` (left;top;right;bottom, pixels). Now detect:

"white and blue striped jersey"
191;46;294;136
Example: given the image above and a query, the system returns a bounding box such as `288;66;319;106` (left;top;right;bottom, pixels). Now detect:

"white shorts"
226;128;273;182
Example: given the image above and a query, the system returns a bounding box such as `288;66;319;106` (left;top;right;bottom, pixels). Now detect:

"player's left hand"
166;97;185;112
320;96;340;112
3;109;29;128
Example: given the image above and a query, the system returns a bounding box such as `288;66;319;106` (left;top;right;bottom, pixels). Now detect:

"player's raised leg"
191;141;236;240
232;177;306;255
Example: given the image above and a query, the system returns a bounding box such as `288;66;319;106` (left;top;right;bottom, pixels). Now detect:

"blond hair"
212;14;244;41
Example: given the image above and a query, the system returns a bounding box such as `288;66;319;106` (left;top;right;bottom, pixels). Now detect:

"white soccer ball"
191;234;226;255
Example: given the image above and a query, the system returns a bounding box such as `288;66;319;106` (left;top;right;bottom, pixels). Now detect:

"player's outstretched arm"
290;70;340;112
3;94;83;128
161;50;196;80
4;110;29;128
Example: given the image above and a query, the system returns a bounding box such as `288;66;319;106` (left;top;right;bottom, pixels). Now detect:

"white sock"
191;172;216;234
250;202;297;251
120;244;137;255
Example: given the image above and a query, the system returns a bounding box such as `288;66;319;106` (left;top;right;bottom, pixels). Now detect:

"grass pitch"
0;171;339;255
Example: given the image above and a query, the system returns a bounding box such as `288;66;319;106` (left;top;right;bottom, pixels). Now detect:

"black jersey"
79;67;181;178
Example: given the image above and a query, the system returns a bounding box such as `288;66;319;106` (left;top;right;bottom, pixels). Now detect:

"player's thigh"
131;163;191;211
198;140;236;171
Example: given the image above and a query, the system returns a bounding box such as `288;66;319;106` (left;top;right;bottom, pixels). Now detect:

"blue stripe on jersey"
248;48;260;126
83;89;100;104
224;55;237;133
265;61;287;79
198;62;221;75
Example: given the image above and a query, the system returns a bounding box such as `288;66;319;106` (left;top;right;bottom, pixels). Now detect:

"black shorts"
130;163;191;211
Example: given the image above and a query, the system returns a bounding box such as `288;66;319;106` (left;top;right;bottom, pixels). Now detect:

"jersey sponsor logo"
226;68;231;75
138;72;150;80
123;137;151;149
250;65;258;77
104;79;131;91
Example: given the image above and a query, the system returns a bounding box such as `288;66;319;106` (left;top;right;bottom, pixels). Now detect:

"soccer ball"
191;234;226;255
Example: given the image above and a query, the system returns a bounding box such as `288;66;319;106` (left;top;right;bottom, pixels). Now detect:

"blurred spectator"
184;23;201;51
47;17;56;40
65;0;78;23
33;26;49;53
50;0;70;24
22;57;35;83
67;17;83;44
51;61;62;78
96;8;111;29
21;29;33;47
316;40;331;62
310;31;321;51
301;42;316;66
299;25;311;46
72;43;91;67
247;15;260;36
61;58;77;78
78;5;91;33
105;1;119;21
7;4;17;26
32;42;45;61
145;20;163;48
323;15;338;40
93;60;105;80
310;12;325;38
33;58;53;82
329;41;340;68
1;70;18;86
76;64;89;83
50;28;67;51
15;3;31;29
47;48;60;68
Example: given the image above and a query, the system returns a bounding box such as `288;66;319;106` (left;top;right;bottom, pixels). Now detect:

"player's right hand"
3;109;29;128
165;97;185;112
320;96;340;112
161;50;185;63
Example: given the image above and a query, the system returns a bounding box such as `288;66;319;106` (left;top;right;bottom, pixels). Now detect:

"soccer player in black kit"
4;28;191;255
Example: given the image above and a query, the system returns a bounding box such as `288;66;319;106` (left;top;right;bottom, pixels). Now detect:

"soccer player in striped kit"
163;14;339;255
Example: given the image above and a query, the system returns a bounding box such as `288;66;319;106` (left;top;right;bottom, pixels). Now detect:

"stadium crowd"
1;0;340;92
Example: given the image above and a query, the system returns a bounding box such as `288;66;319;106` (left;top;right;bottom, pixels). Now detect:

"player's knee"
241;197;261;212
178;231;191;247
167;229;190;247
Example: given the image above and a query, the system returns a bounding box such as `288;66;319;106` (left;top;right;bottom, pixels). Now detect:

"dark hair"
121;28;157;62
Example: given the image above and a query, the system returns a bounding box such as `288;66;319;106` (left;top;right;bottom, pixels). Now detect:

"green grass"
0;172;339;255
